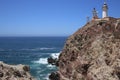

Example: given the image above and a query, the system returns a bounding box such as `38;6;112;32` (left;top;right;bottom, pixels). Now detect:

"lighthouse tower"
102;1;108;18
92;8;98;20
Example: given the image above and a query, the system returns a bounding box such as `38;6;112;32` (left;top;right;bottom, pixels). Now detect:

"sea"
0;37;67;80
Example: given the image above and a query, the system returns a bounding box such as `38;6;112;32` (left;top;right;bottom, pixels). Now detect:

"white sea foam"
47;64;55;68
40;47;55;50
33;52;61;64
44;73;50;80
21;47;55;51
33;58;48;64
50;52;60;59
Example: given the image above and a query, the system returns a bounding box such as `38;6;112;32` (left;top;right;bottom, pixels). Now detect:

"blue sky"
0;0;120;36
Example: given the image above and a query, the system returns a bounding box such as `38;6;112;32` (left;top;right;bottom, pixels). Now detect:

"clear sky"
0;0;120;37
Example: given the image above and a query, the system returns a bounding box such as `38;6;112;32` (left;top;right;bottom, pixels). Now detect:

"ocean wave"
32;52;61;64
47;65;55;68
0;47;56;52
0;48;5;51
33;58;48;64
40;47;55;50
0;49;13;52
21;47;55;51
50;52;60;59
44;74;50;80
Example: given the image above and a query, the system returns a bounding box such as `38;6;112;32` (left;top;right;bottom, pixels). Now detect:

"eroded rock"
51;17;120;80
0;61;35;80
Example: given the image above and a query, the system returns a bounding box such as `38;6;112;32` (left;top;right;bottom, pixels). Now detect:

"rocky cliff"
0;61;35;80
49;17;120;80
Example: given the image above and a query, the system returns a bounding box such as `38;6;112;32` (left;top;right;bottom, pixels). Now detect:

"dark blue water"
0;37;67;80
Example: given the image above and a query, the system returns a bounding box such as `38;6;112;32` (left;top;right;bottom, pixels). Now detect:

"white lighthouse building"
102;1;108;18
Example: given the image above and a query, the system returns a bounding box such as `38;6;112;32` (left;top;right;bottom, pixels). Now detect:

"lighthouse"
102;1;108;18
92;8;98;20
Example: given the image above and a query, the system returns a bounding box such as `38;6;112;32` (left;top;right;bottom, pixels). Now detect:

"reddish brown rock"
54;17;120;80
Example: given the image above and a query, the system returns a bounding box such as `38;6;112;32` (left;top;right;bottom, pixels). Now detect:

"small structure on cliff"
92;8;99;20
102;1;108;18
92;1;108;20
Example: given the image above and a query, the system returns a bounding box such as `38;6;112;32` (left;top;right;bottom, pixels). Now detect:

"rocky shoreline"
0;61;35;80
49;17;120;80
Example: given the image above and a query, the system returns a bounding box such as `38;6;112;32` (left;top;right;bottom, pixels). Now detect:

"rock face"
0;61;35;80
52;17;120;80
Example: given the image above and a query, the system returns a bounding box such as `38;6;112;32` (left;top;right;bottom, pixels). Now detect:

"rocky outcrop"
50;17;120;80
0;61;35;80
48;57;59;66
49;72;60;80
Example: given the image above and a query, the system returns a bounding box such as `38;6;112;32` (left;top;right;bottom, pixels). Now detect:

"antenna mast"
86;16;90;23
104;0;106;4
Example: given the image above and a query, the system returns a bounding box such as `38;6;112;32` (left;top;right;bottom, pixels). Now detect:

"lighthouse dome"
103;3;108;9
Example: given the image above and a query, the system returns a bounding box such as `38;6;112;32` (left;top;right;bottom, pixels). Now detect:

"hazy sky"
0;0;120;36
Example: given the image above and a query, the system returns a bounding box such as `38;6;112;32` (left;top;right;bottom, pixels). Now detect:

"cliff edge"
50;17;120;80
0;61;35;80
